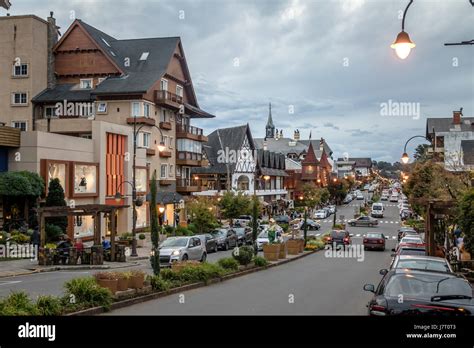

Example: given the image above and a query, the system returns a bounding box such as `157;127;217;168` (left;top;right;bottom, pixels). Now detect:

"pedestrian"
31;226;40;257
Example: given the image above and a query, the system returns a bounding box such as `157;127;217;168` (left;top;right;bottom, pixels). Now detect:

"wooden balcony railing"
155;90;183;109
176;124;207;141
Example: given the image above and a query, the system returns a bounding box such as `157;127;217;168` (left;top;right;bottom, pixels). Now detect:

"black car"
300;219;321;231
232;227;253;246
325;230;351;250
196;234;219;253
364;269;474;316
274;215;290;224
211;228;238;251
397;227;417;241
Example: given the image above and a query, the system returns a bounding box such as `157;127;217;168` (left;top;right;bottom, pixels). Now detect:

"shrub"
44;243;57;249
138;233;146;240
280;223;289;232
232;245;254;265
253;256;268;267
119;232;133;240
147;275;171;292
63;277;113;310
45;224;63;242
333;223;344;230
36;295;63;316
217;257;239;271
164;225;175;235
0;231;7;245
176;226;193;236
159;268;180;282
9;233;30;244
0;291;39;316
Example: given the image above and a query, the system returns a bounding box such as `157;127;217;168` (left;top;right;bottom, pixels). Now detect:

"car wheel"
350;222;355;226
182;254;188;261
224;243;229;251
201;253;207;262
214;244;218;253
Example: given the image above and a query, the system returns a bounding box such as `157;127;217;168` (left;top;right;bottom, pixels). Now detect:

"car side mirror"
391;248;395;252
363;284;375;293
379;269;388;276
390;253;396;257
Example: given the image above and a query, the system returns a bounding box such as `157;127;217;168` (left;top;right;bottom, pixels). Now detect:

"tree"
458;188;474;257
218;191;252;223
187;197;218;234
299;183;325;208
413;144;431;163
251;195;260;254
45;178;68;235
0;171;44;197
149;171;160;275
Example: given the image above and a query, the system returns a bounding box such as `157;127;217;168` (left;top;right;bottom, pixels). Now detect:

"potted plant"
129;269;145;289
112;272;129;291
277;241;287;259
287;239;300;255
94;272;118;294
262;221;280;261
137;233;146;248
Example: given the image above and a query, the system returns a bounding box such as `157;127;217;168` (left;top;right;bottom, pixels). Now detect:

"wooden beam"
39;213;45;248
94;212;101;245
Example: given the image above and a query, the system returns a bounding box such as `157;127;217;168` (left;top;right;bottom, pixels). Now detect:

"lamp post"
299;195;308;246
115;120;165;257
391;0;416;59
401;135;429;164
158;202;165;238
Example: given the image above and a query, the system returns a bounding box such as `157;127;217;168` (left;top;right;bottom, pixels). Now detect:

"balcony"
176;151;207;166
146;148;156;156
176;125;207;142
126;117;156;126
159;121;172;130
159;179;174;186
159;150;172;158
155;90;183;110
176;178;203;193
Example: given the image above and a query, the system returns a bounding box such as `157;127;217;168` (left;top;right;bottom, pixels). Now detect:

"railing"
155;90;183;104
176;124;203;136
177;151;202;161
176;178;202;187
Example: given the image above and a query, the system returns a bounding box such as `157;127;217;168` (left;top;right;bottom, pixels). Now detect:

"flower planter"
96;278;118;294
263;244;280;261
278;242;287;259
116;277;129;291
137;239;145;248
287;239;300;255
129;274;145;289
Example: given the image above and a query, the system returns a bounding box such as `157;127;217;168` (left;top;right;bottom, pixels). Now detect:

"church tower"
265;102;275;138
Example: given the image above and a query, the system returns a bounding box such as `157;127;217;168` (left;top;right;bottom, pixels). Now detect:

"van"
371;203;384;218
389;194;399;202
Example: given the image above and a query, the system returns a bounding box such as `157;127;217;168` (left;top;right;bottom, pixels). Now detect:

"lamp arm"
401;0;414;31
115;180;134;195
403;135;429;154
134;124;164;139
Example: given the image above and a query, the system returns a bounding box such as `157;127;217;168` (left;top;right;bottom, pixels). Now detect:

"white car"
256;229;283;250
371;203;384;218
356;193;364;200
381;194;389;201
389;194;399;202
314;210;327;219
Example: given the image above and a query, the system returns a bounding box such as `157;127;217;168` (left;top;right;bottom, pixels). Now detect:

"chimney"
294;129;300;141
47;11;59;89
453;110;462;125
279;129;283;138
319;137;324;151
275;128;279;140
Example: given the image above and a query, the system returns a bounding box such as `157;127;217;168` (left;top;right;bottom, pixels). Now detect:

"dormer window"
176;85;183;98
80;79;93;89
139;52;149;61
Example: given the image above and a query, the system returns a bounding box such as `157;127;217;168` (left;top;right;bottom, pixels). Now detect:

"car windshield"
373;206;382;210
161;238;188;247
399;248;426;256
396;260;450;272
233;228;245;235
367;233;382;238
385;274;472;300
331;231;346;238
258;231;268;238
401;238;422;244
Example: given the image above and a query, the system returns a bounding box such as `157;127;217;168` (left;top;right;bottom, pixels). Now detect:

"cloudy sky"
6;0;474;162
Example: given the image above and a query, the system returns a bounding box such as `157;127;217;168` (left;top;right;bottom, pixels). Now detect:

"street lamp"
401;135;429;164
391;0;416;59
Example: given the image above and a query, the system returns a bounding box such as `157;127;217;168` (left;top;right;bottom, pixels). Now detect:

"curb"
67;249;318;316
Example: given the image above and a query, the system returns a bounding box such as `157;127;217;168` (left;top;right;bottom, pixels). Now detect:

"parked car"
233;227;253;246
300;219;321;230
196;233;219;253
397;227;418;241
363;232;386;251
274;215;290;224
364;269;474;316
348;216;378;227
383;255;454;274
314;210;328;219
256;229;283;250
356;193;364;200
381;194;389;201
343;195;353;204
394;246;426;256
233;215;252;227
396;236;425;250
389;194;399;202
325;230;351;250
211;228;238;251
327;205;336;214
370;203;384;218
159;236;207;265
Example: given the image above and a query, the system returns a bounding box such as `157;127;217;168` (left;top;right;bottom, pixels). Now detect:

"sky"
5;0;474;162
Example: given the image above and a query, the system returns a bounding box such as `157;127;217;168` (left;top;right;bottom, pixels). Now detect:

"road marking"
392;236;397;239
0;280;22;286
356;234;361;237
390;221;394;224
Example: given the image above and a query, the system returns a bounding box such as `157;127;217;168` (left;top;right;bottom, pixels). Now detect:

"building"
334;158;355;179
0;14;214;239
426;110;474;171
336;157;372;178
191;124;288;208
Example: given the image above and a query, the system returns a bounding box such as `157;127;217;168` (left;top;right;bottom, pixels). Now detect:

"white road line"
316;233;321;237
390;221;394;224
356;234;361;237
392;236;397;239
0;280;22;286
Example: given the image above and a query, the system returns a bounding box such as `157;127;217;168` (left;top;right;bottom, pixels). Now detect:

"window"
11;121;27;131
44;106;58;118
13;63;28;77
139;52;149;61
141;132;150;148
177;139;202;154
169;136;174;149
176;85;183;97
160;164;167;179
161;135;168;147
144;103;150;118
160;109;166;122
169;165;174;177
176;166;181;176
97;102;107;113
80;79;93;89
98;77;106;84
132;102;140;117
11;92;27;105
160;79;168;91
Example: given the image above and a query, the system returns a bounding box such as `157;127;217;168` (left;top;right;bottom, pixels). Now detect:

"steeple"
265;102;275;138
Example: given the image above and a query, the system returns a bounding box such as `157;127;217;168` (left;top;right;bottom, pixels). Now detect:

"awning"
146;191;183;205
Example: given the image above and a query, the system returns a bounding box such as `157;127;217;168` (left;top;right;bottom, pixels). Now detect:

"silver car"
380;255;454;275
158;236;207;266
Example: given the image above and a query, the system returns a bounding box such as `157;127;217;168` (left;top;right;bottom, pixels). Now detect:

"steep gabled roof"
302;142;319;165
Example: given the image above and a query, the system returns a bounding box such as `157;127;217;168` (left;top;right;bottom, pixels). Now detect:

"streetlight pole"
401;135;429;164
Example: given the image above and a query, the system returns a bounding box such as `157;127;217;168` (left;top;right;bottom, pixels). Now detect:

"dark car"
211;228;238;251
325;230;351;250
274;215;290;224
196;233;219;253
233;227;253;246
364;269;474;316
363;232;386;251
300;219;321;231
348;216;378;227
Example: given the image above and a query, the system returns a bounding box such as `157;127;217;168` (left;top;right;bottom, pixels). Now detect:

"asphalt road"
106;191;401;315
